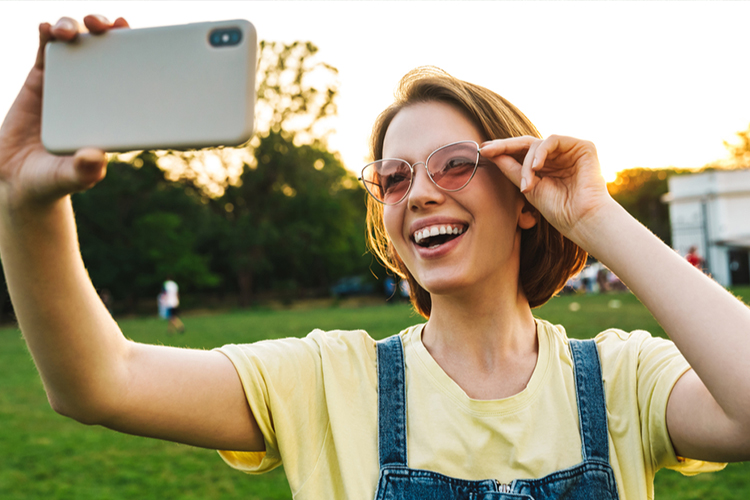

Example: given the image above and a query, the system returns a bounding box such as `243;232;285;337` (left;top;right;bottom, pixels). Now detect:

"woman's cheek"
383;208;411;265
382;208;402;246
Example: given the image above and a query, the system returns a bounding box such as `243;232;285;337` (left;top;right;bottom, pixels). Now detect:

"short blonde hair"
366;67;587;318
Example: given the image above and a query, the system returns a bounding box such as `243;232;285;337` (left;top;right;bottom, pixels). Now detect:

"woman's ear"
518;199;539;230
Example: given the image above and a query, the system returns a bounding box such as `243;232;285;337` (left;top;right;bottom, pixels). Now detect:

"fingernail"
93;14;110;24
520;178;528;192
54;18;75;31
532;157;540;170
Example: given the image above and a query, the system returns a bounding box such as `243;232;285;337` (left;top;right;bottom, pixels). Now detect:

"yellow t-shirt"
216;318;724;499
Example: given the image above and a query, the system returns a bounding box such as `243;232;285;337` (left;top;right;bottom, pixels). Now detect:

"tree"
175;40;365;305
722;123;750;168
72;153;220;310
206;131;368;306
608;168;682;246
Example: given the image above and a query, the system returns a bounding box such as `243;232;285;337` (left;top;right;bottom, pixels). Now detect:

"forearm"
574;200;750;422
0;195;130;421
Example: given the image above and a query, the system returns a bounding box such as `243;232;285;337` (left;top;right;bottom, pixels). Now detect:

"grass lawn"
1;288;748;499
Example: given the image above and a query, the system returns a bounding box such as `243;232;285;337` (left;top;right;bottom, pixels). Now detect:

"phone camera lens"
209;28;242;47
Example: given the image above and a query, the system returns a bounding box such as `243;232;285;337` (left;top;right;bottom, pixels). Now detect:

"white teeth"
413;224;465;244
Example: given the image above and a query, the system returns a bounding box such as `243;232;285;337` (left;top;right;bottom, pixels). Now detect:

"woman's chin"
415;272;472;297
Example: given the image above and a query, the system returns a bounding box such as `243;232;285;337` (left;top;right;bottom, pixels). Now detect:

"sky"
2;1;749;182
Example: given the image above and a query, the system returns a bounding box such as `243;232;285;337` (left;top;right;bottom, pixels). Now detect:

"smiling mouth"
413;224;467;249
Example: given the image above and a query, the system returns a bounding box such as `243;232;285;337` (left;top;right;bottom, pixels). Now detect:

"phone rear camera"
209;28;242;47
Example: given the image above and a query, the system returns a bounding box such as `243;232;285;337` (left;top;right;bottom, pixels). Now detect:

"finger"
72;148;108;190
487;153;524;190
530;135;561;174
112;17;130;29
520;141;542;193
84;14;112;34
35;23;53;69
479;136;537;159
50;17;81;42
83;15;131;34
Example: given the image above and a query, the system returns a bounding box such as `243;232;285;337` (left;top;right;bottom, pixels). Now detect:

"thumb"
70;148;107;192
483;152;524;191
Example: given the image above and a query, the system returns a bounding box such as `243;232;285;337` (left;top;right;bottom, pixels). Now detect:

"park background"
1;1;749;498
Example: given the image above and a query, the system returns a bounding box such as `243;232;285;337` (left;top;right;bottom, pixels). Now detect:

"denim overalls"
374;335;620;500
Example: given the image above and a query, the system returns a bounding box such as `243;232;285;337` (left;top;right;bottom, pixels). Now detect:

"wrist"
0;190;72;236
565;196;625;254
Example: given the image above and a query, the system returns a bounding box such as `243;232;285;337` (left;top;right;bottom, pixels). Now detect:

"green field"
1;290;748;499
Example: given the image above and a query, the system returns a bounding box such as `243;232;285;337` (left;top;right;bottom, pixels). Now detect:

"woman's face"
382;101;536;298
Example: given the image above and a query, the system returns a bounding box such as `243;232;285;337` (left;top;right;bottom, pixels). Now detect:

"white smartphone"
42;19;257;154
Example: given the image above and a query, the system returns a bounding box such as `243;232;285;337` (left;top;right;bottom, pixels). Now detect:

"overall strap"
569;339;610;463
377;335;409;468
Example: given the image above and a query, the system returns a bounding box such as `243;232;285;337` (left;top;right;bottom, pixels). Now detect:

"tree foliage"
204;131;367;305
608;168;675;245
255;40;339;145
723;123;750;168
72;154;220;307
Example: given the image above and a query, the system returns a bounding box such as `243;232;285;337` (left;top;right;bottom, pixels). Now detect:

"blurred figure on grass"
686;246;704;270
162;277;184;334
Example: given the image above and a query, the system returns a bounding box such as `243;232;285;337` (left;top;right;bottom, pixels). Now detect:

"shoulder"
593;328;684;374
306;328;379;366
591;328;691;421
536;320;687;391
220;328;378;368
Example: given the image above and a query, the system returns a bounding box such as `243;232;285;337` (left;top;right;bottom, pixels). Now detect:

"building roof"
663;168;750;203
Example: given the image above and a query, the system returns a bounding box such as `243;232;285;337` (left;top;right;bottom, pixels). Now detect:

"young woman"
1;16;749;500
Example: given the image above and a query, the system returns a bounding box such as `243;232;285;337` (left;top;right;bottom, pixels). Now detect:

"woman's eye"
442;158;473;172
383;174;409;192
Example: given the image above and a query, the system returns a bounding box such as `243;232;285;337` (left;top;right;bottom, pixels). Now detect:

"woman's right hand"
0;15;129;211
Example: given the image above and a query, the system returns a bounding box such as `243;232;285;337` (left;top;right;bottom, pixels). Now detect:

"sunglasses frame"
359;140;481;205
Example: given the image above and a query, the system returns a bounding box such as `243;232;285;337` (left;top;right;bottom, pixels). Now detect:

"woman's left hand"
480;135;613;244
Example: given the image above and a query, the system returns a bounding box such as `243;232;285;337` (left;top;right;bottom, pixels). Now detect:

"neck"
423;282;538;372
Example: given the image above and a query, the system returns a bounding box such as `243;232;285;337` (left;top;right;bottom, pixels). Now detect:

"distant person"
580;261;600;293
686;246;704;269
162;277;184;334
157;289;168;320
2;16;748;500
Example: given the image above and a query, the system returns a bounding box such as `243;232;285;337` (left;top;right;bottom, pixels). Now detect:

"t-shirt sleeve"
213;331;333;475
597;329;726;476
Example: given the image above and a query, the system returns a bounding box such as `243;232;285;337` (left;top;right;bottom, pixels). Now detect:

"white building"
663;169;750;286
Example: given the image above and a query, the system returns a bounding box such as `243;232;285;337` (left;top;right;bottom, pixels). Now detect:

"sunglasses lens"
428;142;479;190
362;159;412;204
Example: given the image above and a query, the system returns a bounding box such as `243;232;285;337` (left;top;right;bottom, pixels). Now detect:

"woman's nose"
407;162;445;209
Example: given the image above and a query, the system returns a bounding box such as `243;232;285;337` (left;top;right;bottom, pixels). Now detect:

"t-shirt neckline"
405;318;552;416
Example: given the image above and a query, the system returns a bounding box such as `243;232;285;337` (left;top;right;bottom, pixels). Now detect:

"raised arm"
0;17;263;452
481;135;750;462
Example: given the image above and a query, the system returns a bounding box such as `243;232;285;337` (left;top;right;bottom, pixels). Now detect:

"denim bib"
374;336;620;500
